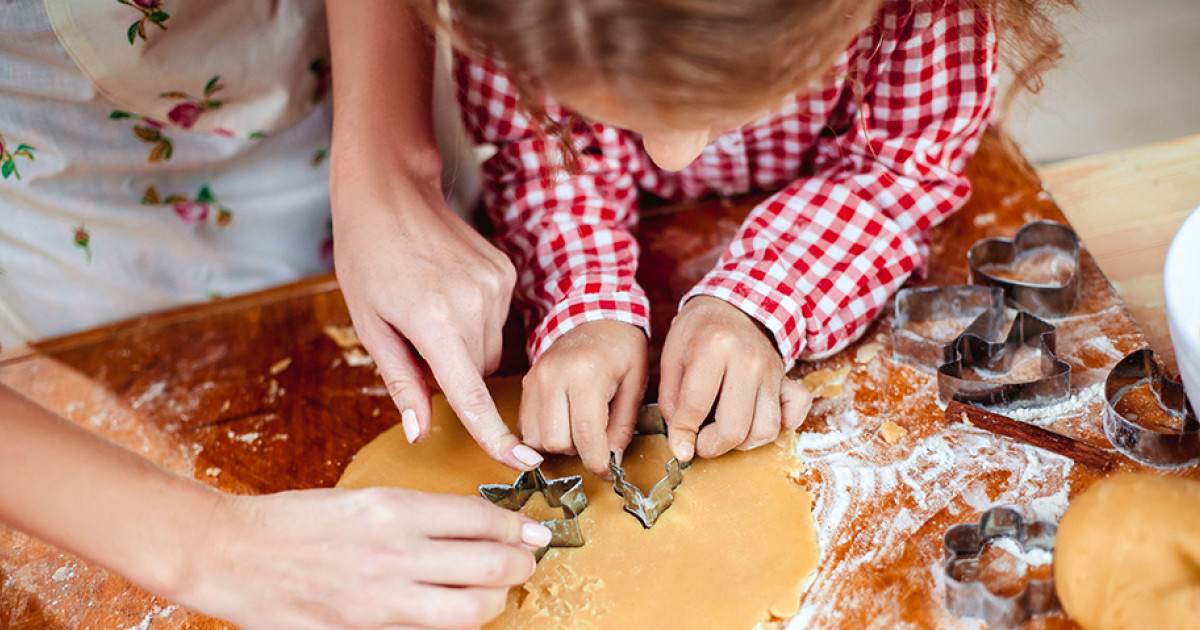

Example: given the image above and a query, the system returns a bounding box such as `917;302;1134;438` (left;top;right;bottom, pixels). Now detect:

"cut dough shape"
338;376;819;629
1055;474;1200;630
879;421;907;444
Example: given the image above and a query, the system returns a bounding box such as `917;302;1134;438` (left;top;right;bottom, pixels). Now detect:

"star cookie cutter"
943;506;1059;629
892;285;1005;369
968;221;1082;318
937;310;1072;408
609;404;691;529
479;469;588;561
1104;348;1200;468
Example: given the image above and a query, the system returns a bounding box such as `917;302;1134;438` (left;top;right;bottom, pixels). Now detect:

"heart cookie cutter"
479;469;588;560
892;285;1005;369
1103;348;1200;468
943;506;1059;629
609;404;691;529
968;221;1082;318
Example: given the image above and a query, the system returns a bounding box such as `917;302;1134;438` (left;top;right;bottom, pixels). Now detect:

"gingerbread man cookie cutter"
891;286;1072;407
937;310;1072;408
609;404;691;529
968;220;1082;318
943;506;1059;629
479;469;588;561
1104;348;1200;468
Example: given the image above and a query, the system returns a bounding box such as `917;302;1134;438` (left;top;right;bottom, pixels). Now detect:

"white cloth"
0;0;334;345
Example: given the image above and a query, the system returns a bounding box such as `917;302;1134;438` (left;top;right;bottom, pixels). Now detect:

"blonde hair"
424;0;1074;163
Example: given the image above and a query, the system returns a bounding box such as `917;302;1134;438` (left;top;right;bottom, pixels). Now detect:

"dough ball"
1055;474;1200;630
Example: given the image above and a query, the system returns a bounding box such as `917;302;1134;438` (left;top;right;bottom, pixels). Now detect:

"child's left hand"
658;296;812;462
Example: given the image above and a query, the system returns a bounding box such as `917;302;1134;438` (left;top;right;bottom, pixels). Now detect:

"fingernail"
612;448;624;466
401;409;420;444
674;439;694;462
512;444;544;468
521;522;553;548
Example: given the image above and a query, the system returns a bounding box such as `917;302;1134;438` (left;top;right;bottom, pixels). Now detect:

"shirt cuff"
528;290;651;362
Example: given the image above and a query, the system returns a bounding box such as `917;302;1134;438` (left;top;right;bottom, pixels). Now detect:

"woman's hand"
327;0;541;471
658;296;812;461
520;320;648;477
177;488;550;630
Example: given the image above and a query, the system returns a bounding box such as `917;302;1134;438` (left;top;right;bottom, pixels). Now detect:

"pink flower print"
143;184;232;227
173;200;210;223
74;224;92;264
118;0;170;44
158;77;225;131
168;102;203;129
132;0;160;7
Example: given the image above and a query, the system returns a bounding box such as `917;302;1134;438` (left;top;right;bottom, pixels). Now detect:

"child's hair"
425;0;1074;159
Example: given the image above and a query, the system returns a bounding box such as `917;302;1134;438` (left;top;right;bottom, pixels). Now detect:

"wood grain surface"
2;130;1195;629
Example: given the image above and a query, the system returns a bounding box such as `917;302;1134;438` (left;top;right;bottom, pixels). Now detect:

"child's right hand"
519;320;648;477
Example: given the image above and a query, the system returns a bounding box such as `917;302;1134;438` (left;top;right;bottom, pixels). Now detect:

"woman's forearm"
0;383;221;599
326;0;442;184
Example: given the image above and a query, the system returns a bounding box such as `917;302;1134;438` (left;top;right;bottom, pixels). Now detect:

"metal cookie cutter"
968;221;1082;318
609;404;691;529
943;507;1059;629
892;285;1005;369
479;469;588;561
1104;348;1200;468
937;311;1072;408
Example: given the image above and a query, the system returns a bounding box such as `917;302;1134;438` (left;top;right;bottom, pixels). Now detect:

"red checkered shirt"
455;0;996;368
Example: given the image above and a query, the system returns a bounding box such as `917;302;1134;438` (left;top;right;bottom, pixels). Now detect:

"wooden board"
2;131;1194;629
1038;132;1200;375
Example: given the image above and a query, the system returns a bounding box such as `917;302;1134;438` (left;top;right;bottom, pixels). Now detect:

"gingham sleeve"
684;0;997;368
455;53;649;361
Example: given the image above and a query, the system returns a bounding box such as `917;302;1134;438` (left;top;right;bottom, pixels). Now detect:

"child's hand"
658;296;812;461
520;320;648;477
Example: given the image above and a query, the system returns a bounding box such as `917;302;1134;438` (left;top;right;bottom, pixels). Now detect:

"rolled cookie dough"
1055;474;1200;630
338;376;819;629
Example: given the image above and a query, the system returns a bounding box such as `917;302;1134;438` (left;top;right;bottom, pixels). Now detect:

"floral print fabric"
0;0;334;345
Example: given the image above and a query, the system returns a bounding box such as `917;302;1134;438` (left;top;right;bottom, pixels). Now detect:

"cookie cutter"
609;404;691;529
968;221;1082;318
943;506;1059;629
937;310;1072;408
892;285;1005;369
1103;348;1200;468
479;469;588;560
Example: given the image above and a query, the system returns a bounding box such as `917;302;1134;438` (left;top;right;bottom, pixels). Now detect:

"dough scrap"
338;376;819;629
879;421;907;444
801;365;852;399
323;324;362;349
1055;474;1200;630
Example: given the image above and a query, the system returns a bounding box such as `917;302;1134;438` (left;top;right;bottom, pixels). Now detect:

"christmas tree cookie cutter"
609;404;691;529
479;468;588;561
943;506;1059;629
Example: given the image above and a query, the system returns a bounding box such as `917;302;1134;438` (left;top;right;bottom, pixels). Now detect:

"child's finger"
518;378;542;451
606;372;646;465
356;314;433;443
425;336;543;470
781;377;813;431
738;385;783;451
569;386;613;478
539;388;573;455
666;356;723;462
696;367;754;458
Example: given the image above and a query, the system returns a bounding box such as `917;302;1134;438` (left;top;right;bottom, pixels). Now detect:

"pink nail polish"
521;522;553;548
512;444;544;468
401;409;419;444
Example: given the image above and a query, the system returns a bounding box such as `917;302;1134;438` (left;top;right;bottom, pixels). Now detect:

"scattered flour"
51;565;74;582
227;430;259;444
988;537;1053;567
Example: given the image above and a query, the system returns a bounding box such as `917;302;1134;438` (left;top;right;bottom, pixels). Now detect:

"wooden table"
1039;132;1200;375
1;131;1194;629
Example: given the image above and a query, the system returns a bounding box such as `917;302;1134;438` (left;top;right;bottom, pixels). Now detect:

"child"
432;0;1069;477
